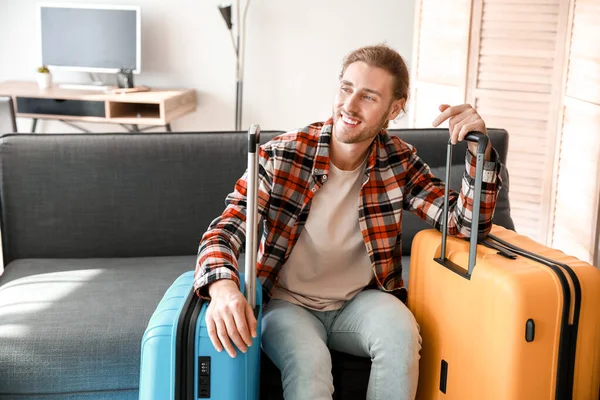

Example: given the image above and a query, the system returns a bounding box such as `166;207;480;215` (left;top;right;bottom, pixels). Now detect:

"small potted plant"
36;65;52;90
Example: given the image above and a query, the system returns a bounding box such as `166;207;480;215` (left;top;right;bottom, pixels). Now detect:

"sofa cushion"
402;255;411;287
0;256;195;397
0;132;283;262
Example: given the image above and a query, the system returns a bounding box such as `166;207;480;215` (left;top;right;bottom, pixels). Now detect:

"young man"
194;45;501;399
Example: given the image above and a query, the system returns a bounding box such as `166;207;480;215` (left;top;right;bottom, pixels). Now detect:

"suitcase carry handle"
245;124;260;309
439;131;489;276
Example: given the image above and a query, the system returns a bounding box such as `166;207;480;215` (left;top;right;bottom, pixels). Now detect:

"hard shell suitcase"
407;133;600;399
139;125;264;400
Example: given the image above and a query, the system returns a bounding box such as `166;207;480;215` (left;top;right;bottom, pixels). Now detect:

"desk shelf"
108;102;160;120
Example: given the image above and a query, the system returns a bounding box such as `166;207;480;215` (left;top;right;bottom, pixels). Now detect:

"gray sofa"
0;128;514;399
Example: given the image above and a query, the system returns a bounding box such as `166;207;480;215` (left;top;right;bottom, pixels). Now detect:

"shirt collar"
313;117;383;178
311;119;333;177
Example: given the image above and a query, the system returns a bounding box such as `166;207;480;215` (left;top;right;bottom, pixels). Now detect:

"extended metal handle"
244;124;260;308
439;131;489;276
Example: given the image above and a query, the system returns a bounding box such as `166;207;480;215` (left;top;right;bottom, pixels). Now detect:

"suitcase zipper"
175;288;205;400
188;295;204;398
487;234;581;400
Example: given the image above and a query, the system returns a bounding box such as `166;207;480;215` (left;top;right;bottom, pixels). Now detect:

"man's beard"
333;108;391;144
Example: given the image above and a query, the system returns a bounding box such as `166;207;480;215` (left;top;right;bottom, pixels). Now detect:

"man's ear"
388;98;406;121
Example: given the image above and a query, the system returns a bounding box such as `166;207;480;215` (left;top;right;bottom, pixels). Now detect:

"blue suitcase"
139;125;264;400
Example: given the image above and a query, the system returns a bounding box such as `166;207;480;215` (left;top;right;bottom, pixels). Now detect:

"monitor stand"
58;73;115;92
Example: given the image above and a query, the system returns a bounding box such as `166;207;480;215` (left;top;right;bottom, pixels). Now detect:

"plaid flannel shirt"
194;119;501;304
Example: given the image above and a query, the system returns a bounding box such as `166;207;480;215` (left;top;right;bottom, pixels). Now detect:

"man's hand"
432;104;492;160
205;279;258;358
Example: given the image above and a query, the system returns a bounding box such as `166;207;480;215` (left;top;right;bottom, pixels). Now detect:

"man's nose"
344;93;360;114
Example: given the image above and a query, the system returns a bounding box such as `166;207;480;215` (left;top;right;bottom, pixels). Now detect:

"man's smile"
340;113;361;126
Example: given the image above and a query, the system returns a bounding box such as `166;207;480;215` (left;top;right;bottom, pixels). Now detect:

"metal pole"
440;140;453;261
236;81;243;131
245;124;260;308
235;0;241;131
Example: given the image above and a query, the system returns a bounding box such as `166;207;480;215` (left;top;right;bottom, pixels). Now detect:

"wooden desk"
0;81;197;132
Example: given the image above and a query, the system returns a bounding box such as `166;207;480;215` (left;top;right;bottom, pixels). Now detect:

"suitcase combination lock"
198;356;211;398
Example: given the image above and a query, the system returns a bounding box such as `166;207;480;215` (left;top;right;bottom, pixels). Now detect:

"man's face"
332;61;402;145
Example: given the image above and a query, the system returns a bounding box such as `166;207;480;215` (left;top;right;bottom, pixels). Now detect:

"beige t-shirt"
271;158;374;311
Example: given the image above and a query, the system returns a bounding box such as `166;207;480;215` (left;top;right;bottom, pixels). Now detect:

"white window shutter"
412;0;600;260
408;0;472;128
465;0;571;243
551;0;600;264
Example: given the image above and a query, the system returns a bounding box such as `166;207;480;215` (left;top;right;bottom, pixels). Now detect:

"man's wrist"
207;279;238;297
468;142;493;161
484;142;492;161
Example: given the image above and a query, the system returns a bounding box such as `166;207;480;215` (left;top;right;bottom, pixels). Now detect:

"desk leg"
31;118;38;133
166;123;172;132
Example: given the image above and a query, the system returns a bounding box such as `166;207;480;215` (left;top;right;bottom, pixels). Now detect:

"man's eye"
341;86;351;93
364;95;374;101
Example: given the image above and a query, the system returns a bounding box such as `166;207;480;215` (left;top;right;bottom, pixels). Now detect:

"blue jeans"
261;289;422;400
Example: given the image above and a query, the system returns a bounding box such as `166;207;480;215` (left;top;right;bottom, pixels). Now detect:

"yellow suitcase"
408;133;600;399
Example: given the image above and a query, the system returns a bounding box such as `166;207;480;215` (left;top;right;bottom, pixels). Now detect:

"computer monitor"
38;3;141;74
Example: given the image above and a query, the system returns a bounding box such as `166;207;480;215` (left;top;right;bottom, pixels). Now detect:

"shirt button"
311;187;317;193
322;175;328;182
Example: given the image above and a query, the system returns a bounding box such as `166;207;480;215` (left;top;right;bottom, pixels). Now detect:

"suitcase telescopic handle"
439;131;489;276
245;124;260;309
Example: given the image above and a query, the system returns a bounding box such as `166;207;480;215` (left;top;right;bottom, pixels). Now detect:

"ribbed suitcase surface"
139;272;194;399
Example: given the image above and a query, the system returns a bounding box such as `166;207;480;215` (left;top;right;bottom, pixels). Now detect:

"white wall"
0;0;415;133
